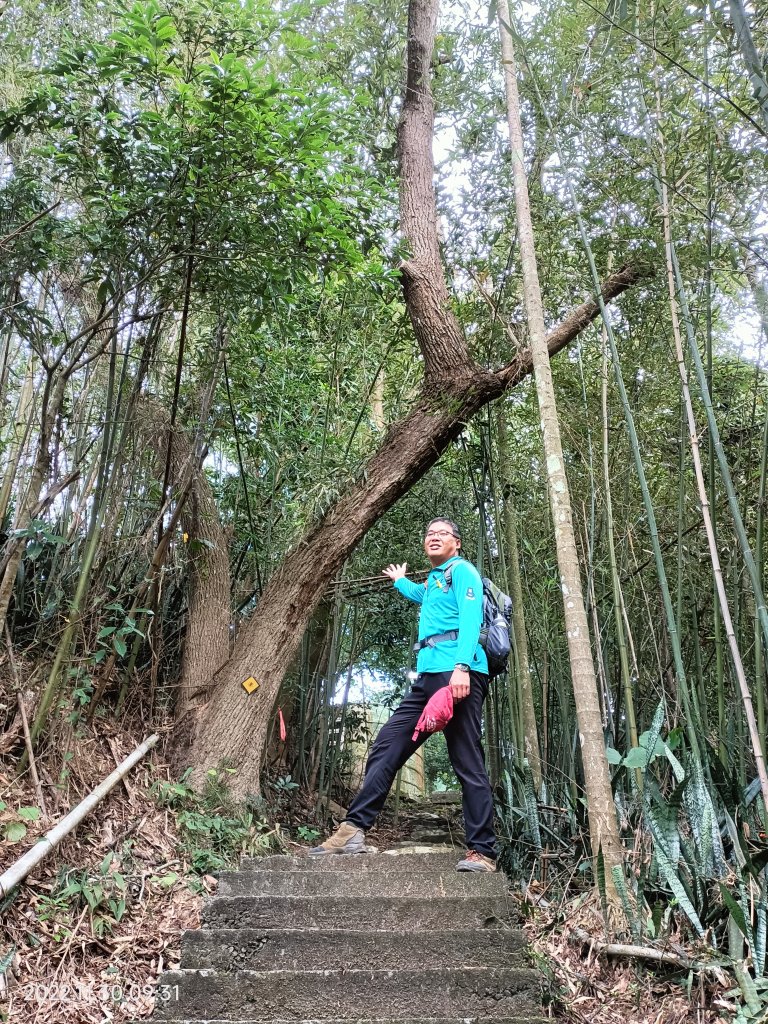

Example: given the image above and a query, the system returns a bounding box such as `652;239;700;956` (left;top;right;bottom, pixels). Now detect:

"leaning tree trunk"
496;0;625;894
185;0;642;798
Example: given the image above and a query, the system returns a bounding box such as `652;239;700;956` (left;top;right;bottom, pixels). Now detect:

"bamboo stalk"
16;689;47;821
315;592;343;809
702;37;726;765
568;925;723;973
0;358;35;528
514;21;702;759
502;459;541;782
750;266;768;756
497;0;624;893
723;0;768;133
4;624;48;822
0;369;67;629
655;106;768;817
0;733;158;898
295;631;311;787
636;54;768;741
495;408;542;785
325;607;360;804
601;314;639;763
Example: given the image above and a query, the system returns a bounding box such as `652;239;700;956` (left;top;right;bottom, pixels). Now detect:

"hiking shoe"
309;821;368;856
456;850;497;872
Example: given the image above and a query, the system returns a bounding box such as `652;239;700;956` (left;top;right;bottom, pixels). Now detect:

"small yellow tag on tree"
241;676;260;694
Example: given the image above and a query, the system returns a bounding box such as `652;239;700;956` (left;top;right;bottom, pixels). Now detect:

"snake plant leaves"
664;744;686;784
645;790;680;865
720;882;755;951
612;865;641;942
655;842;705;937
734;962;762;1019
755;898;767;978
679;834;707;910
523;760;542;853
684;753;727;878
0;946;16;977
640;701;667;769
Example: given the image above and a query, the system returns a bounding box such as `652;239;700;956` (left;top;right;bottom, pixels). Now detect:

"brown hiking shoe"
309;821;368;856
456;850;497;872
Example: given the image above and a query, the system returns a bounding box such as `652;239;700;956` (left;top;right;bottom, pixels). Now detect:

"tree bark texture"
497;0;625;883
397;0;476;389
136;398;231;718
177;463;231;720
185;0;643;798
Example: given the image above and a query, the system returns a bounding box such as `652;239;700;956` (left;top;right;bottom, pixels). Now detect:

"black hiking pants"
345;670;496;859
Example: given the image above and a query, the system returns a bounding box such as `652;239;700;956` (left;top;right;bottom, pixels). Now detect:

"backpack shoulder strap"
442;557;473;590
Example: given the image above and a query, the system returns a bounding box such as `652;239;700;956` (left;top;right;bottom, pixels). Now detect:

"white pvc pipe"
0;733;159;898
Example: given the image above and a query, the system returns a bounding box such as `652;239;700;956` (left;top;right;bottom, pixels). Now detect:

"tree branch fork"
404;262;645;400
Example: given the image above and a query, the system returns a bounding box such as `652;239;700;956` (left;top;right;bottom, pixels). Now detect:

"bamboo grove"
1;0;768;1012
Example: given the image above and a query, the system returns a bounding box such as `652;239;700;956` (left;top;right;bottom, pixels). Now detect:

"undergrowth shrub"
152;767;284;874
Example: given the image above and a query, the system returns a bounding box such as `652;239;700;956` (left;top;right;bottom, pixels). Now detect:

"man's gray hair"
426;517;462;540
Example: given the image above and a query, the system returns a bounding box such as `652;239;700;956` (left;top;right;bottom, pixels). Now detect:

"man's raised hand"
383;562;408;581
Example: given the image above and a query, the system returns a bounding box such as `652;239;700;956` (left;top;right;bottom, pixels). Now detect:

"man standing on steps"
311;518;497;872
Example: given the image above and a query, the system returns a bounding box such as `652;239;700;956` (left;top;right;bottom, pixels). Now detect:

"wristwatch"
454;663;470;672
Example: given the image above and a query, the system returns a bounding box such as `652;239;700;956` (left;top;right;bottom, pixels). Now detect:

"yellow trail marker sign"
242;676;260;694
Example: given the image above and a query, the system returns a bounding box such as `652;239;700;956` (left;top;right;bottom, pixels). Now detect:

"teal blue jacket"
393;556;488;675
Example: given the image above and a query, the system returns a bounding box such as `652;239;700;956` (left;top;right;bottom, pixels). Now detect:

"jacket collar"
431;555;462;573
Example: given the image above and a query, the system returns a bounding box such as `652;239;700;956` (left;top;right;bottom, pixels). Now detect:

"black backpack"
442;562;513;679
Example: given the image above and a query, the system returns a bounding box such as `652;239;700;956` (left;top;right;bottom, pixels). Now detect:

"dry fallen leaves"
520;890;726;1024
1;728;200;1024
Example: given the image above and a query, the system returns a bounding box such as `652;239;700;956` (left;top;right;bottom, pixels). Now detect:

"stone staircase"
141;848;544;1024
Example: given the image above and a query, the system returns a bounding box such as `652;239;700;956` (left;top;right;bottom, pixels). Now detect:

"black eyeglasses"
424;529;458;539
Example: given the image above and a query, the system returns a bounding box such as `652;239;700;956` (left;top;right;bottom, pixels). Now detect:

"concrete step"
403;812;448;824
145;1018;547;1024
151;967;542;1022
216;870;506;899
239;853;463;873
181;927;528;971
202;895;513;931
407;830;458;844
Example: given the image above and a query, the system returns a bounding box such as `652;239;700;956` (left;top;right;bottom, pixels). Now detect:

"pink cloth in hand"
412;685;454;741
